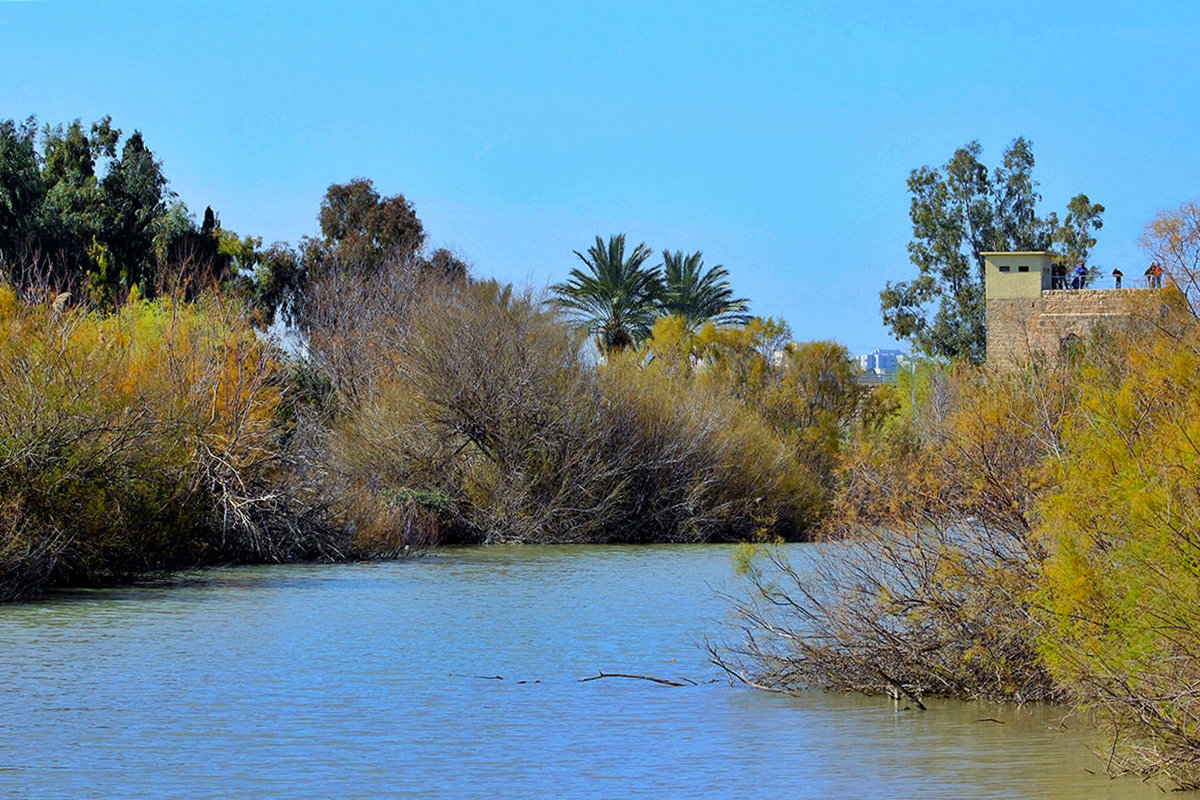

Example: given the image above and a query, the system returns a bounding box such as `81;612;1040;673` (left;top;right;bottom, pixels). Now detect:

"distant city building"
856;348;907;377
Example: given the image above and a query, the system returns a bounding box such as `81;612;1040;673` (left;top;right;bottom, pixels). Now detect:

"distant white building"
856;349;908;377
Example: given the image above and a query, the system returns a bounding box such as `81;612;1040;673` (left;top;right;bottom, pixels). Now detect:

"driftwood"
448;671;701;687
449;673;504;680
578;672;688;687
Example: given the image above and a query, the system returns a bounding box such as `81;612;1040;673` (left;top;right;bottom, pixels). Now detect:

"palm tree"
660;250;751;329
551;234;661;352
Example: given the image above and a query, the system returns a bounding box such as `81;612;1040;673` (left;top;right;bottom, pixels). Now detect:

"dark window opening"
1018;265;1030;272
999;266;1011;272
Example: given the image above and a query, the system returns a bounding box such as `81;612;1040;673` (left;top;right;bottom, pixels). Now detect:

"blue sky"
4;0;1199;353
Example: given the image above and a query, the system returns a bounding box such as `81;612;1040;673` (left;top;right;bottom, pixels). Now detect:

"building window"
1018;265;1029;272
999;266;1011;272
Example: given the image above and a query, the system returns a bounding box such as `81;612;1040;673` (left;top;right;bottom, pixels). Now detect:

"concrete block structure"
984;251;1146;367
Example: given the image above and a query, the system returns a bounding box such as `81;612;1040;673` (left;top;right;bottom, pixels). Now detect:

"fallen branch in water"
449;673;504;680
579;672;687;687
878;669;927;710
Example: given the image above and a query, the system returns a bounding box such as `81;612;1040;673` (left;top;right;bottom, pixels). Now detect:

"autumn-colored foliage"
314;256;867;545
716;299;1200;787
0;286;338;599
714;359;1066;706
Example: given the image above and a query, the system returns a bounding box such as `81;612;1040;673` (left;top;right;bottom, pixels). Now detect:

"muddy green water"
0;545;1165;798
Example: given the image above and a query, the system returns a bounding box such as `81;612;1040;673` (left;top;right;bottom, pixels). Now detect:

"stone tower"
984;251;1143;367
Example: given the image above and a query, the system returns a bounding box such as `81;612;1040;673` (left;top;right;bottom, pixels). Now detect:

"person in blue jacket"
1073;264;1088;289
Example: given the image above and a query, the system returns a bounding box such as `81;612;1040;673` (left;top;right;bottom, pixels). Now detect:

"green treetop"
881;137;1103;364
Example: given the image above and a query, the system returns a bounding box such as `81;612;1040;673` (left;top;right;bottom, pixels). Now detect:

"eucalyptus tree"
314;177;425;275
1047;193;1105;272
551;234;661;353
0;118;42;267
660;249;750;330
881;137;1101;364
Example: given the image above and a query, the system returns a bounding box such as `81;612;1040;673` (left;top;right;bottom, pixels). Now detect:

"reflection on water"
0;545;1163;799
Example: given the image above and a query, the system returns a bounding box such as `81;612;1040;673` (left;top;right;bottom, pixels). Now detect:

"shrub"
713;360;1067;704
321;277;825;545
1034;320;1200;786
0;287;337;599
714;299;1200;787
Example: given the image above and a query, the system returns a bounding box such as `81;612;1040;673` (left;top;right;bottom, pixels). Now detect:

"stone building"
984;251;1147;367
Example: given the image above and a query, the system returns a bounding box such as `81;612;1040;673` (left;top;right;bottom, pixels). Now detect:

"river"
0;544;1165;798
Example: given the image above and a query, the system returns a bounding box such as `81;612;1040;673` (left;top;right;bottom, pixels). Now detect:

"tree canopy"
660;250;751;330
881;138;1103;363
0;115;228;303
551;234;661;352
314;177;425;274
254;179;465;329
551;235;752;353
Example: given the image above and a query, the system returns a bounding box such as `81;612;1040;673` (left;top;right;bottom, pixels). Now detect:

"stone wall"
986;289;1144;368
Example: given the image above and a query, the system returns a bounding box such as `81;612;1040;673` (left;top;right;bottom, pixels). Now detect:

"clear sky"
4;0;1199;353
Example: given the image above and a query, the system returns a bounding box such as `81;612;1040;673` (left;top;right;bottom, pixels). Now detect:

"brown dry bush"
327;278;642;544
320;269;819;545
712;360;1075;703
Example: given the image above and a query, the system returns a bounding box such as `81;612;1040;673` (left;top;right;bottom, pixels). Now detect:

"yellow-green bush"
1034;318;1200;785
601;317;829;539
0;287;330;599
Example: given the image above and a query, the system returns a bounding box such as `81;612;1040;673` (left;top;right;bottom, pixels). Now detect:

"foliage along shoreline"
0;115;875;602
7;116;1200;787
714;139;1200;789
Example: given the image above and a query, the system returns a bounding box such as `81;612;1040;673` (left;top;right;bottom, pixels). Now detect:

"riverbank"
3;243;889;599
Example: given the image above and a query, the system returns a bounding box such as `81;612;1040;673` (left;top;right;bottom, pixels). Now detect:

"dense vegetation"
0;287;344;601
9;114;1200;787
0;115;870;600
717;183;1200;786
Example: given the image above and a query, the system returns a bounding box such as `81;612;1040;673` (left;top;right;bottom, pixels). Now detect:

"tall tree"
0;118;43;266
0;115;247;303
35;118;116;277
551;234;660;353
313;178;425;275
1048;193;1105;271
100;131;169;294
660;250;750;330
881;138;1098;363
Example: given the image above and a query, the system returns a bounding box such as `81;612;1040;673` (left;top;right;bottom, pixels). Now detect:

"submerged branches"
713;530;1059;705
715;308;1200;787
